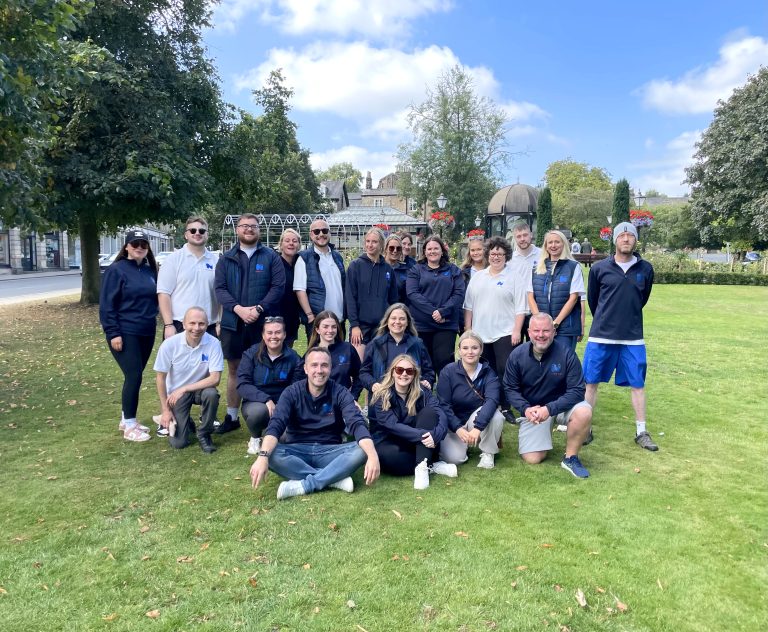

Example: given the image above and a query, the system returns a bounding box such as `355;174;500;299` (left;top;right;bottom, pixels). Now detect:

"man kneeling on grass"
503;312;593;478
249;347;380;500
154;307;223;453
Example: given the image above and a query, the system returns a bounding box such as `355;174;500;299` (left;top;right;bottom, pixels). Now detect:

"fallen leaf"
633;467;641;473
559;626;571;632
302;563;311;570
141;556;150;561
346;599;356;609
0;586;7;594
391;510;402;520
47;476;58;481
199;542;210;551
287;521;297;525
422;605;436;621
33;561;42;568
606;607;615;614
515;565;528;571
146;609;160;619
139;526;150;533
454;531;469;538
596;586;606;594
102;613;118;621
248;576;258;588
575;588;587;608
554;584;563;592
328;522;338;531
484;620;497;629
219;570;230;577
615;598;628;613
540;543;554;548
41;584;48;591
313;607;320;614
176;555;194;563
66;400;77;406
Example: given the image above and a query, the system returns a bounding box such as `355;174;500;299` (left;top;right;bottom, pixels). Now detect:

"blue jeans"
269;442;367;494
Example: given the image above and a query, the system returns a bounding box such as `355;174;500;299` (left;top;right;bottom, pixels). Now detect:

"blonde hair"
375;303;419;338
384;234;403;263
536;230;574;275
278;228;302;254
370;354;422;416
457;330;484;359
461;238;487;270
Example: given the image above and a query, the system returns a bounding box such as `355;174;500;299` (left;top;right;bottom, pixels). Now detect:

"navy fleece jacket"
345;254;398;328
405;262;465;332
370;386;448;445
236;345;304;404
99;258;158;339
437;360;500;431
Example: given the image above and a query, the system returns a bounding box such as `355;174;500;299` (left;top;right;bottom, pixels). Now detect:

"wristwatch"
255;305;264;314
257;450;270;458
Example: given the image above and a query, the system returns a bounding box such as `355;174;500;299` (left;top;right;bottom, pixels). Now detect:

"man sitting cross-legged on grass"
153;307;223;454
249;347;380;500
503;312;593;478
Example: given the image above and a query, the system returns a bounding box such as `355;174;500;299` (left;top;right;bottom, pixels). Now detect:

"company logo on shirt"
636;273;644;283
205;263;214;270
442;270;450;276
559;275;568;283
201;353;209;362
385;271;391;280
496;281;504;286
338;354;347;364
255;263;264;271
550;363;562;374
321;402;333;416
279;370;288;380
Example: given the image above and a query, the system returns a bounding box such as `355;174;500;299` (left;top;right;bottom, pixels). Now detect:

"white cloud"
214;0;452;37
309;145;398;182
639;34;768;115
235;41;547;141
630;130;701;196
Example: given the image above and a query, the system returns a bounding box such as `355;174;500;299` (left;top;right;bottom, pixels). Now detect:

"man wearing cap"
294;218;346;337
215;214;286;435
582;222;658;451
153;307;223;453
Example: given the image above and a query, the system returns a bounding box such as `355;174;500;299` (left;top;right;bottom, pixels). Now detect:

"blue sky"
204;0;767;197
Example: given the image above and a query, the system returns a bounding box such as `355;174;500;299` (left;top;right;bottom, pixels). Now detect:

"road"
0;273;82;305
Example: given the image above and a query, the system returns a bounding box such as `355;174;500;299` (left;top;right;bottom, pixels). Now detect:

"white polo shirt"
463;267;528;343
507;246;541;315
153;332;224;393
156;245;220;323
293;246;345;319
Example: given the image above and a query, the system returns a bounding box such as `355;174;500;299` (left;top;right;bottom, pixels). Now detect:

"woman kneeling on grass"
370;355;456;489
437;330;505;469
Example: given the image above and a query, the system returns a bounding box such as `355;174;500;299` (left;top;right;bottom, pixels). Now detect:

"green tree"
209;70;320;239
553;187;613;246
536;187;553;244
544;158;612;209
648;203;702;250
612;178;631;225
44;0;227;303
0;0;109;224
397;65;512;230
315;162;362;193
686;67;768;245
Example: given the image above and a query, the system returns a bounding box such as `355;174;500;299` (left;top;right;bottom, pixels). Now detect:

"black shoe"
214;414;240;434
583;429;594;445
198;433;217;453
502;410;520;425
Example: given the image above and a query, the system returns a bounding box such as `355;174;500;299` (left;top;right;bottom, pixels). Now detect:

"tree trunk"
79;213;101;305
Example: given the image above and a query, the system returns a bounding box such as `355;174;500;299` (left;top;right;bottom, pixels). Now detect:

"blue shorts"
582;342;647;388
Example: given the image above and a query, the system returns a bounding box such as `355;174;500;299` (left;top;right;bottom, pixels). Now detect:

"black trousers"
418;329;456;378
481;336;518;407
109;333;155;418
376;407;440;476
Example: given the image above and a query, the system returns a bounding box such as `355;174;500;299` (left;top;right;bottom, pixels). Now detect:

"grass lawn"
0;284;766;631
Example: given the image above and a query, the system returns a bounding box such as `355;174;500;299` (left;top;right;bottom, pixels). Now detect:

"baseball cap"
124;229;149;245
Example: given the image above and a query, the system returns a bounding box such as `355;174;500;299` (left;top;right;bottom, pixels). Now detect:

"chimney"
365;171;372;190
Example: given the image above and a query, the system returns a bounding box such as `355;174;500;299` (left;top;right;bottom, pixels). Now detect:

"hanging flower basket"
428;211;455;231
467;228;485;240
373;223;390;232
599;227;612;241
630;209;654;228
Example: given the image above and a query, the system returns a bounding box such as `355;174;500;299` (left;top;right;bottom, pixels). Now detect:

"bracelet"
257;450;271;458
164;324;175;328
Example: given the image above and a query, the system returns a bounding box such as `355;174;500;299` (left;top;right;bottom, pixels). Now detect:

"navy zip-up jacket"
530;259;582;337
345;254;398;328
236;344;304;404
437;360;501;432
359;332;435;391
371;386;448;445
503;339;585;417
304;341;362;398
391;260;411;305
265;379;371;444
587;253;654;340
99;258;158;339
405;262;465;332
214;243;285;331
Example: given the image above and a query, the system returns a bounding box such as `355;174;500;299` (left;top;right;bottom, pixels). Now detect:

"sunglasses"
311;228;330;236
264;316;285;323
388;246;402;252
393;366;416;376
187;227;207;235
237;223;258;231
129;240;149;249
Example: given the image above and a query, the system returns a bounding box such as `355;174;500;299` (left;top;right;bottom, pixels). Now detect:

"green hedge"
655;271;768;285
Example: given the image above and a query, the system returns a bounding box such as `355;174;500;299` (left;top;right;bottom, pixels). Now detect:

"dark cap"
124;229;149;245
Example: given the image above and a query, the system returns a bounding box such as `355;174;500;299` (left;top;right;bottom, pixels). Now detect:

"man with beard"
507;222;541;342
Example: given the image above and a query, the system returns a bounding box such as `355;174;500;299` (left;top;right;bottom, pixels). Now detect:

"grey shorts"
517;401;591;454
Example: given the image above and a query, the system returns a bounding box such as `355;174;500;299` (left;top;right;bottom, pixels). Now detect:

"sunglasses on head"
311;228;330;236
388;245;402;252
264;316;285;324
129;240;149;249
393;366;416;376
187;227;207;235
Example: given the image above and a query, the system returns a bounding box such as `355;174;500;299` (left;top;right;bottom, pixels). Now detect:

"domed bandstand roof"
487;183;539;216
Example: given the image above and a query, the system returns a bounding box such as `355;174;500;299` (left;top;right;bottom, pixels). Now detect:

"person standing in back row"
582;222;658;451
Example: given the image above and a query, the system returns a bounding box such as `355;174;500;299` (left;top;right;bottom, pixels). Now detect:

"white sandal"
123;425;151;442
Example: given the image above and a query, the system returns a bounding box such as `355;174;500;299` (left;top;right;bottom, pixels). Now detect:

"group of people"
99;214;658;499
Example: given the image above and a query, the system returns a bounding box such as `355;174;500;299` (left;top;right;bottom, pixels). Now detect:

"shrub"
654;271;768;285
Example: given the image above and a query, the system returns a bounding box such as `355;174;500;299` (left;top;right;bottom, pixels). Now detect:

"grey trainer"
635;431;658;451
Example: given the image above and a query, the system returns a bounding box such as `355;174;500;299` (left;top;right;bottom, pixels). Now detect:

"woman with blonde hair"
276;228;302;347
527;230;584;351
370;355;455;489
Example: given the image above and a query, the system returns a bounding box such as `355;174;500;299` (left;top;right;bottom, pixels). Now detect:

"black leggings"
418;330;456;377
482;336;517;406
108;334;155;418
376;407;440;475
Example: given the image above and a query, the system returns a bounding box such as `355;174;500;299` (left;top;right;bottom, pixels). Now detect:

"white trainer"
277;480;306;500
329;477;354;493
430;460;458;477
477;453;495;469
414;458;430;490
247;436;261;455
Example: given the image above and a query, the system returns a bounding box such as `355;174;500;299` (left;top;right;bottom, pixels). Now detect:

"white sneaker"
247;436;261;455
477;453;495;469
414;458;430;490
430;460;458;477
329;477;354;493
277;480;306;500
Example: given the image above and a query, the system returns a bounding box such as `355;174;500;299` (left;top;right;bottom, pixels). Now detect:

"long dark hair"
115;239;158;274
419;234;450;267
307;311;344;348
